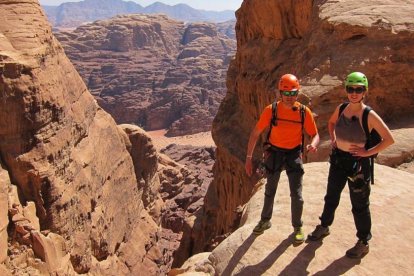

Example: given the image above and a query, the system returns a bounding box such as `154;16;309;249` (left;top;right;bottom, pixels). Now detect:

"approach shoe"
293;227;305;244
307;225;330;241
346;240;369;258
253;220;271;235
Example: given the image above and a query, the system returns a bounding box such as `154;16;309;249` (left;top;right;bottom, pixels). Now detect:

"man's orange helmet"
278;74;300;91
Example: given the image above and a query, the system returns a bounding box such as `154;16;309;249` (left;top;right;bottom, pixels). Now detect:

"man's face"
280;90;298;105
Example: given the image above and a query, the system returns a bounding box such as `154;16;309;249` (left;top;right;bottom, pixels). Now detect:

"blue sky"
39;0;243;11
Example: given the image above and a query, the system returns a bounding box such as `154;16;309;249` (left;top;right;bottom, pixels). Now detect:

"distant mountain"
43;0;144;27
143;2;235;23
217;20;236;39
42;0;235;28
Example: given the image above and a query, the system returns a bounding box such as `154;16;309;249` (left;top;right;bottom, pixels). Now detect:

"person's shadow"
313;256;361;276
221;234;258;276
233;235;293;276
278;240;323;276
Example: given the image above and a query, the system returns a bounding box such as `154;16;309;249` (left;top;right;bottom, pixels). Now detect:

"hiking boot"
308;225;330;241
293;227;305;244
346;240;369;258
253;220;271;235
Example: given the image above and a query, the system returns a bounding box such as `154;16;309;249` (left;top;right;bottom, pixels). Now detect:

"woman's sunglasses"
346;86;366;94
280;90;298;96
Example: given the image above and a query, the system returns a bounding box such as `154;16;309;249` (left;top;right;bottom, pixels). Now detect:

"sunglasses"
346;86;366;94
280;90;298;96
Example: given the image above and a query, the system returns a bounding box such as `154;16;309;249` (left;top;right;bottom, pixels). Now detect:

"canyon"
54;14;236;136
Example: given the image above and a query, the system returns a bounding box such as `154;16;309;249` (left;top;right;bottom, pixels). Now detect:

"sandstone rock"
117;125;217;271
53;14;236;136
0;264;12;276
0;1;164;274
22;202;40;231
119;124;162;216
156;146;215;269
197;0;414;254
0;164;9;263
168;252;212;276
177;163;414;275
31;231;73;273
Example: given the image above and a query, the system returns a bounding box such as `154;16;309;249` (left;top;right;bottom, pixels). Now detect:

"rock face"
0;165;9;264
107;125;216;270
195;0;414;252
0;1;166;275
158;144;215;268
173;163;414;275
42;0;236;28
118;124;162;215
54;14;236;136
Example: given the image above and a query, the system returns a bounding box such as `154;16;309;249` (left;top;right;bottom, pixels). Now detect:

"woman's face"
346;85;366;103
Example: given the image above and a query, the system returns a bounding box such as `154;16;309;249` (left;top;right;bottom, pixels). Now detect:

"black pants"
320;149;372;242
261;146;304;227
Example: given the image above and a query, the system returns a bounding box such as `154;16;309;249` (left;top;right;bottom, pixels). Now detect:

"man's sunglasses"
280;90;298;96
346;86;366;94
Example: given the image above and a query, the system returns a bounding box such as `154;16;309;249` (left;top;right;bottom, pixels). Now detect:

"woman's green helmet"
345;72;368;88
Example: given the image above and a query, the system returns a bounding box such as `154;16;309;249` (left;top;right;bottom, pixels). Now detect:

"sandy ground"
147;129;216;150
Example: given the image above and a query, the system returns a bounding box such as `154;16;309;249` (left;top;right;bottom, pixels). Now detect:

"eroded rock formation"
160;144;215;267
118;125;212;271
195;0;414;253
0;1;200;275
54;14;236;136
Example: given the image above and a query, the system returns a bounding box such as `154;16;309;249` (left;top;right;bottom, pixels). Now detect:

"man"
245;74;320;243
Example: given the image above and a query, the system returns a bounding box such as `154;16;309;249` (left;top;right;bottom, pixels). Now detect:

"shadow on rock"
234;235;292;276
279;240;323;275
221;234;257;276
313;255;361;276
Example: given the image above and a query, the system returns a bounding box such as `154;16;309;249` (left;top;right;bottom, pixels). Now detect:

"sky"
39;0;243;11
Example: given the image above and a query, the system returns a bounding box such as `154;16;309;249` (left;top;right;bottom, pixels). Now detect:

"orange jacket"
256;101;318;149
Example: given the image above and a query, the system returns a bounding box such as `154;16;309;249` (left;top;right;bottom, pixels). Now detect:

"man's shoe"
253;220;271;235
346;240;369;258
294;227;305;244
308;225;330;241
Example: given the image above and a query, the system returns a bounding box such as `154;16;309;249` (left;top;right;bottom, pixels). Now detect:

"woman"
308;72;394;258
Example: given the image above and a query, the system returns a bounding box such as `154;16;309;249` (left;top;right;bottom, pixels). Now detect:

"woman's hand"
349;145;369;157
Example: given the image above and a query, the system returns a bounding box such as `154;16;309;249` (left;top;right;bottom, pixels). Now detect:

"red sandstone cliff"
0;0;163;274
0;1;210;274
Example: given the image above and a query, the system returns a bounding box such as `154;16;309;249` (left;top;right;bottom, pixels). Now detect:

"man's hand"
306;144;318;153
245;157;253;177
331;139;337;149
